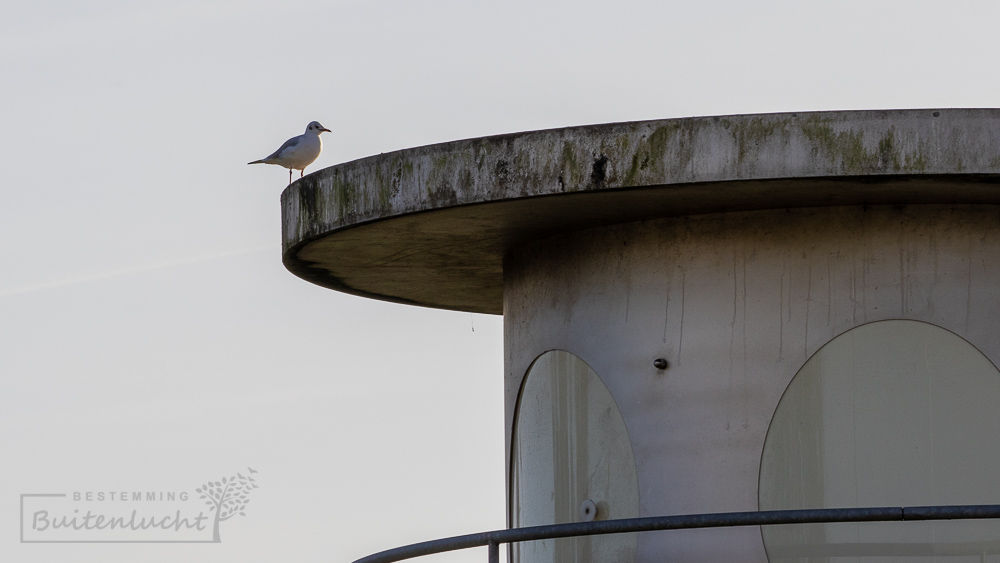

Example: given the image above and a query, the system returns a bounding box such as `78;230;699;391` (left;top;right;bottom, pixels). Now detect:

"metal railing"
352;504;1000;563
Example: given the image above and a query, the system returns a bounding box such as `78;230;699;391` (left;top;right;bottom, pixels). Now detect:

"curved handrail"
353;504;1000;563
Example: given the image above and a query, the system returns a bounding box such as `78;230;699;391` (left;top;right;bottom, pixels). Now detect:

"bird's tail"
248;159;265;165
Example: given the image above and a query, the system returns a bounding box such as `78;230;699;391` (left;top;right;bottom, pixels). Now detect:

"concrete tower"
282;109;1000;562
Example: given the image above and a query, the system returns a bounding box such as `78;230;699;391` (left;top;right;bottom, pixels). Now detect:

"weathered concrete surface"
503;205;1000;561
281;109;1000;313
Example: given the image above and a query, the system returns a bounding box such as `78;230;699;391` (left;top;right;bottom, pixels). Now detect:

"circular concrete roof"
281;109;1000;315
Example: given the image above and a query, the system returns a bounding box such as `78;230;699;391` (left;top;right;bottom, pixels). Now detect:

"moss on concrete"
330;172;356;220
374;156;410;212
800;115;929;174
623;123;685;186
729;116;784;165
561;141;579;189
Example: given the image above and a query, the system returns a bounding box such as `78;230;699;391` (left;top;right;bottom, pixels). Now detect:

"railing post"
488;540;499;563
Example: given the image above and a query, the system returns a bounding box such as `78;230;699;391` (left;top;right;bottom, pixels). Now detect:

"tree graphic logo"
195;467;259;542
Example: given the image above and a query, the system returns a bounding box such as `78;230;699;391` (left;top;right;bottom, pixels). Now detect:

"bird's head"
306;121;331;134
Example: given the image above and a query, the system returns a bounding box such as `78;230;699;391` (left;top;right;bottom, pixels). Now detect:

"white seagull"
249;121;331;184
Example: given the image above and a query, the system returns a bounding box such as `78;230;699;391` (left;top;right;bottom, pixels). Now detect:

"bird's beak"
321;128;331;133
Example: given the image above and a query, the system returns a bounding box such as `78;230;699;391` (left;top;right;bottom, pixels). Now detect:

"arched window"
760;320;1000;561
511;350;639;563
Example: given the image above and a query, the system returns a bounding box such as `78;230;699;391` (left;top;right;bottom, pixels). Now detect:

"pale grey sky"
2;1;1000;562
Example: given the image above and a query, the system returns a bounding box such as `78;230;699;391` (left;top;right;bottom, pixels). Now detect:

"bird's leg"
300;169;305;178
288;168;293;185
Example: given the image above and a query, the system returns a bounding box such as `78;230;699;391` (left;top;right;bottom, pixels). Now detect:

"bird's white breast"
278;135;322;170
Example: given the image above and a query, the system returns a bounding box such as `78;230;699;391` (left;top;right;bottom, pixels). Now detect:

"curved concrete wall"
503;204;1000;561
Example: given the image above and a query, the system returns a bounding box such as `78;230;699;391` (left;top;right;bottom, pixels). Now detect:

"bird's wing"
265;135;302;160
